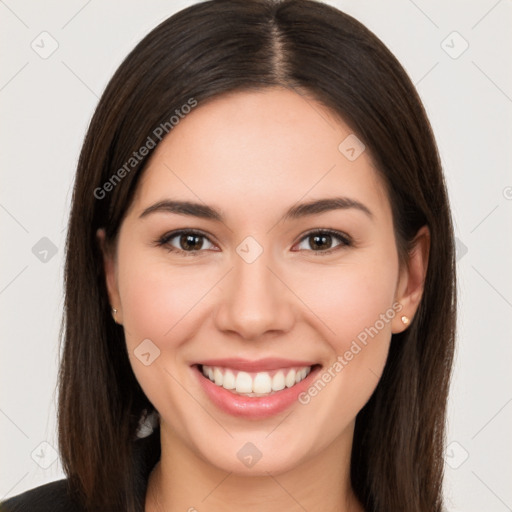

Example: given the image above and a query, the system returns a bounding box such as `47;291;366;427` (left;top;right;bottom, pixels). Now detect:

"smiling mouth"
196;364;322;397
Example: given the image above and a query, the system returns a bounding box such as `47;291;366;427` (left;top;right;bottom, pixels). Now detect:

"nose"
213;249;296;341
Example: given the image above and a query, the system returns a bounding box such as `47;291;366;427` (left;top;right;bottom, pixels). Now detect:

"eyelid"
156;227;353;255
157;228;218;256
292;228;352;253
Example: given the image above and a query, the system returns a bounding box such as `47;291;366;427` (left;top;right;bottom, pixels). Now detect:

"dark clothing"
0;479;80;512
0;429;160;512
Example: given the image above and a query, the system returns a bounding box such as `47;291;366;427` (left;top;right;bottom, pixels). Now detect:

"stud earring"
401;315;410;326
112;307;118;315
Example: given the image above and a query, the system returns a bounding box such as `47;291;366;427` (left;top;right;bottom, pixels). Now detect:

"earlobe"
96;228;123;325
392;225;430;334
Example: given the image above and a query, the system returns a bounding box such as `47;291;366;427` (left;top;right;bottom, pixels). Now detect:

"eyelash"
155;228;353;257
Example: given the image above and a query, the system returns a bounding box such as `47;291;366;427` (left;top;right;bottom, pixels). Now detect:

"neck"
145;421;364;512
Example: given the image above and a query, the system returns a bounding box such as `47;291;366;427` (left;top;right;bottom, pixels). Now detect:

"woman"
1;0;456;510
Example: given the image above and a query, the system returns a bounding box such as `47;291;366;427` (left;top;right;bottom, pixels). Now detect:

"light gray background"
1;1;511;510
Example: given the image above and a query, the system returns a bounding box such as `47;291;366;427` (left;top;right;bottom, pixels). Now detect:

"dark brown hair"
58;0;456;510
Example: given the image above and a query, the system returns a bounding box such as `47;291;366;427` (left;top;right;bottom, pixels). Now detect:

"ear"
392;225;430;334
96;228;123;325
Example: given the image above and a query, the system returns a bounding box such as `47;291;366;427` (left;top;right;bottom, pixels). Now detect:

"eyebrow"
138;196;373;222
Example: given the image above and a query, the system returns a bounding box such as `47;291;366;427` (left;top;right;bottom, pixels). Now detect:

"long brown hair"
58;0;456;510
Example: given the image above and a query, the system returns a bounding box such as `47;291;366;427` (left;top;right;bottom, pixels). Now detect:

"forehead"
128;88;391;224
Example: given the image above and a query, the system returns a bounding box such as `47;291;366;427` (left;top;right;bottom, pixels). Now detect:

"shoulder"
0;478;85;512
0;426;160;512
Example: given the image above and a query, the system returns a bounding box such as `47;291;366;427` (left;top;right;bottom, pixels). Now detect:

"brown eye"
309;233;333;250
179;233;205;251
158;230;216;254
295;229;351;253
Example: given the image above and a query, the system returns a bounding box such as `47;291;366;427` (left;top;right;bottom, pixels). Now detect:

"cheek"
289;258;399;445
116;252;217;421
299;257;398;342
293;248;399;391
117;255;213;347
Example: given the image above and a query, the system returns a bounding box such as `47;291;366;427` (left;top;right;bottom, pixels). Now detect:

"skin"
98;87;429;512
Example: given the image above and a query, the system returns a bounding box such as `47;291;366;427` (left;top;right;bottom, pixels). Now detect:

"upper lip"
194;358;319;372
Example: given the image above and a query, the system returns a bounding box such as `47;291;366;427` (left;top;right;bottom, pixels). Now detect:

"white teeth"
235;371;253;393
272;371;285;391
201;365;313;396
285;369;296;388
253;372;272;394
295;367;310;383
223;370;236;390
213;367;223;386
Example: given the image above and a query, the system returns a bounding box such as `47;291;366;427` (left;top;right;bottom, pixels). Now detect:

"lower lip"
193;365;321;419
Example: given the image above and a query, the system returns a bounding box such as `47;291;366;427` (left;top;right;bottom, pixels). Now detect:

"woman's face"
100;87;427;476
